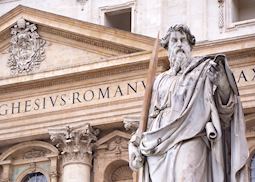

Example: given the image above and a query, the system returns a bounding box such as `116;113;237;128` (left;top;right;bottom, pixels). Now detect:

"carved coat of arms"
8;18;46;75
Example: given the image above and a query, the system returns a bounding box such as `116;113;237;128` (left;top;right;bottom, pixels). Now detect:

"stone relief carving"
218;0;224;31
96;130;131;157
123;116;139;134
8;18;46;75
107;137;128;155
49;124;99;165
23;149;46;159
111;165;133;181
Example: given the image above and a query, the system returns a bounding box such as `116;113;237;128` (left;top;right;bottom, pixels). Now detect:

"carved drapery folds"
49;124;99;166
8;18;46;75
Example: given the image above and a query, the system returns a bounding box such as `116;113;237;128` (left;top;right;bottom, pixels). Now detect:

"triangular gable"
0;5;157;86
96;130;130;149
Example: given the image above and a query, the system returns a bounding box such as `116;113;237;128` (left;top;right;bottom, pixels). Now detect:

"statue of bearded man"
129;24;249;182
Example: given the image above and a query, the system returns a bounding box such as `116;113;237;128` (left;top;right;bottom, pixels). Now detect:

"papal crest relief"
8;18;46;75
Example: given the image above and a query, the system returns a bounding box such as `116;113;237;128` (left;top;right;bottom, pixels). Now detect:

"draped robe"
139;55;249;182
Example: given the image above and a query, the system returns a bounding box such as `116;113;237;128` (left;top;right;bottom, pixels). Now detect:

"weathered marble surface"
129;25;249;182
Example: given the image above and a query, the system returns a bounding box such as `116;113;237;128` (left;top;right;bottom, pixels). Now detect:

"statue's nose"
177;40;182;47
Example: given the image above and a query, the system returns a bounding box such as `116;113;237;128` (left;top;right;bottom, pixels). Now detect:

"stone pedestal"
49;124;99;182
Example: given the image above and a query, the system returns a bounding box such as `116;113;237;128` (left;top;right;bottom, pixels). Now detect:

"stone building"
0;0;255;182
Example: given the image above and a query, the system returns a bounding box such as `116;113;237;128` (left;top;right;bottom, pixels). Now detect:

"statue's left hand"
206;60;231;104
128;139;144;171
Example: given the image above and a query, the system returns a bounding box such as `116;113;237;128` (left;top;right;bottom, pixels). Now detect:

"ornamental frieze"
8;18;46;75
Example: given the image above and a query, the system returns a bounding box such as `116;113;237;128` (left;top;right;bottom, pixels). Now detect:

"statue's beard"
169;51;191;75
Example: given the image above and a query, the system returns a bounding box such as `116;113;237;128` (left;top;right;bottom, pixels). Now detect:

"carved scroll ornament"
49;124;99;165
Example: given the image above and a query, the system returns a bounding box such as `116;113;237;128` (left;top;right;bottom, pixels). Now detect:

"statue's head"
161;24;196;74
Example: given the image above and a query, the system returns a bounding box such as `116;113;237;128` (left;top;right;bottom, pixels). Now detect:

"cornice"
0;49;167;92
39;26;141;55
0;98;143;146
0;5;155;51
193;34;255;57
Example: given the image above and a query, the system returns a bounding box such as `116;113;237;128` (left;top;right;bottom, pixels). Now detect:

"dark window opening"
104;8;131;32
21;172;47;182
232;0;255;22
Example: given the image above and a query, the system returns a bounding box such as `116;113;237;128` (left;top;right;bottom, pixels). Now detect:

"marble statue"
129;24;249;182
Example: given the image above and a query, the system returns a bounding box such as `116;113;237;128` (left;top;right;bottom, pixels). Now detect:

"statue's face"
168;31;192;66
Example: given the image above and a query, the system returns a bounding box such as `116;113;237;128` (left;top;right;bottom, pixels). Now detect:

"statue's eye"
171;38;177;42
180;38;186;42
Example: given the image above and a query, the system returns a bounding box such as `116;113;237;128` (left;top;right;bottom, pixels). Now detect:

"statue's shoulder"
195;54;226;62
187;56;212;71
154;72;166;86
192;55;215;63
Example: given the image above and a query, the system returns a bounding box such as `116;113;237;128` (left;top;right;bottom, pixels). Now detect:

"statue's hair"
160;24;196;49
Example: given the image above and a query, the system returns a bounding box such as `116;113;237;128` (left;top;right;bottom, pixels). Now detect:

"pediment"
0;5;155;86
96;130;130;150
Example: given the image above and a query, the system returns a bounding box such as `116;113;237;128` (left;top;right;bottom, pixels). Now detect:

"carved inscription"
232;66;255;86
0;80;146;117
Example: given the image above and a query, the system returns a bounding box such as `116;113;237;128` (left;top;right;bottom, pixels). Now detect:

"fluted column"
49;124;99;182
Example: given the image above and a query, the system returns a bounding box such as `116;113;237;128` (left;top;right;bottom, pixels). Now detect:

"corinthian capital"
49;123;99;166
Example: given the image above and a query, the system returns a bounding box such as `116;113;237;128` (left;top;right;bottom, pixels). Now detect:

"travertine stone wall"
1;0;255;42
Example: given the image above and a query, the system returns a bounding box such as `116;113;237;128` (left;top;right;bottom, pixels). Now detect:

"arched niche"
104;160;133;182
21;172;47;182
0;141;58;182
16;167;50;182
94;130;133;182
0;141;58;161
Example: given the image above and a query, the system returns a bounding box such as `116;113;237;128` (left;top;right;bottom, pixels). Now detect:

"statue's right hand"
128;141;144;171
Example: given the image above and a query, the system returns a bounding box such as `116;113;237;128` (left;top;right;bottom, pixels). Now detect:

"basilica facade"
0;1;255;182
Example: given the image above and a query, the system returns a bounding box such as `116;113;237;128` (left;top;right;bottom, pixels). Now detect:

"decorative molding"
107;136;128;155
0;141;58;161
7;18;46;75
99;1;136;32
23;149;46;159
0;0;21;4
49;123;99;166
0;61;151;94
0;30;10;44
39;26;141;55
15;165;50;182
76;0;88;11
218;0;224;32
99;1;135;12
96;130;130;156
123;116;139;134
111;165;133;181
224;0;255;30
